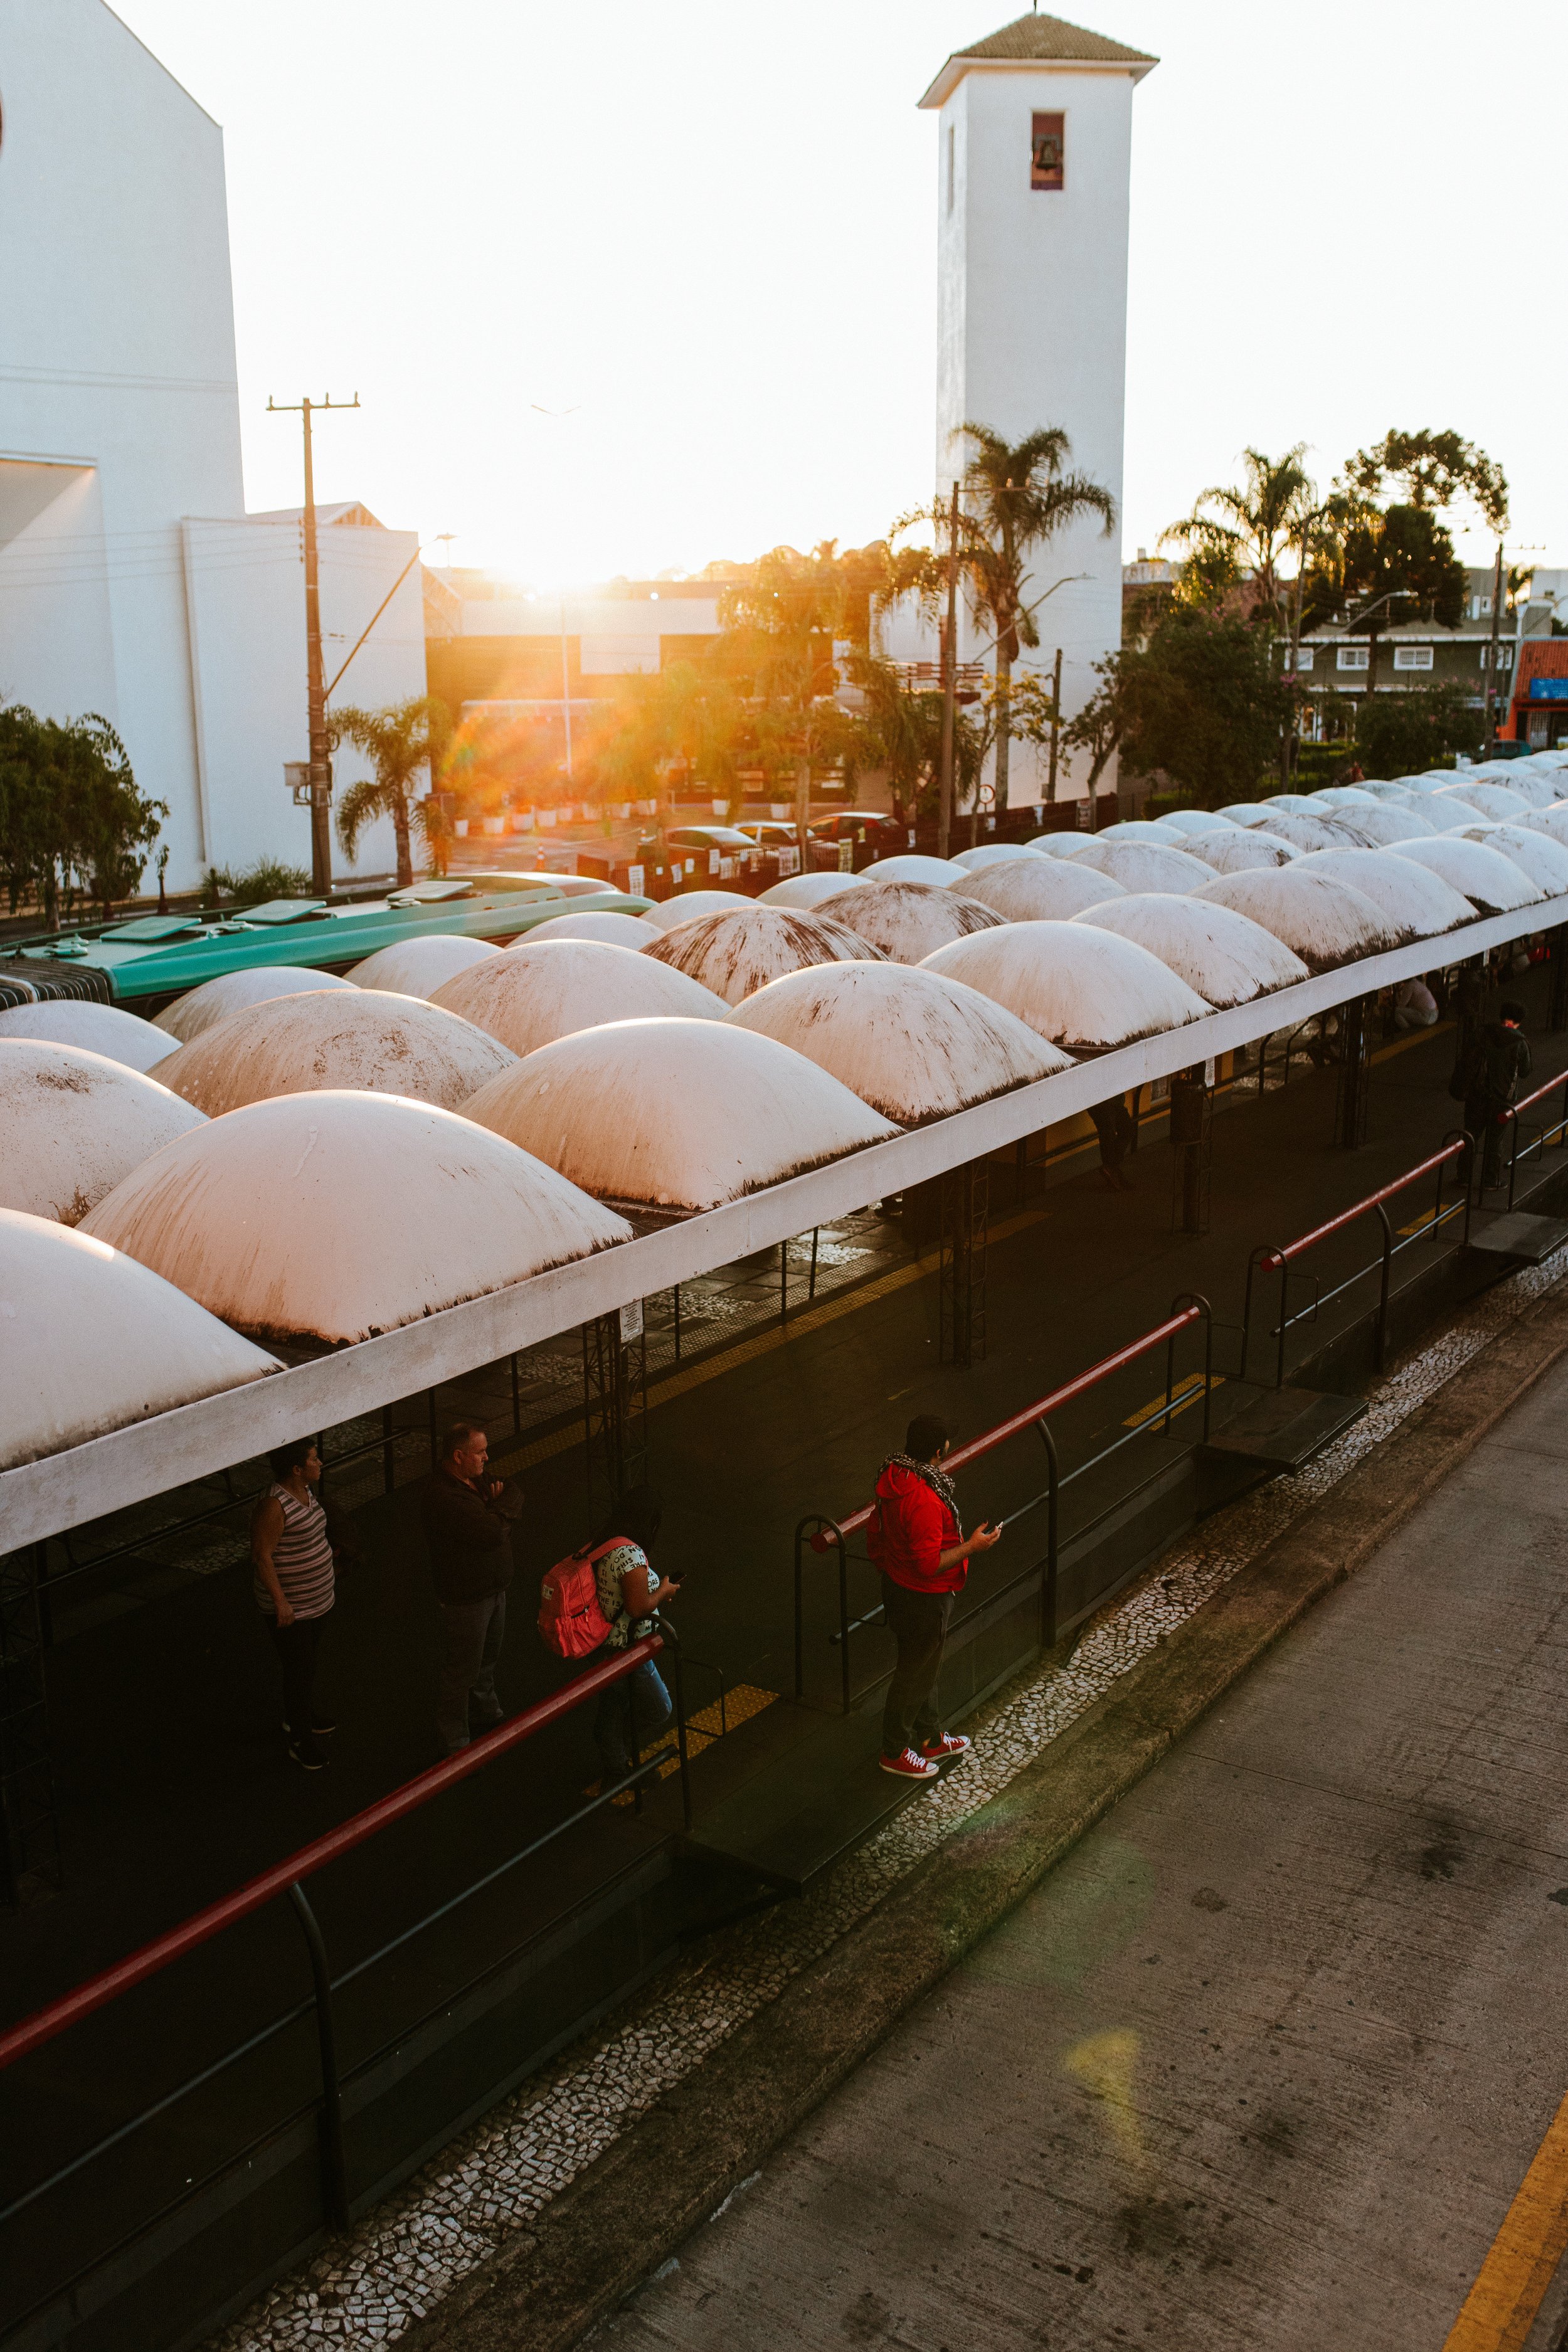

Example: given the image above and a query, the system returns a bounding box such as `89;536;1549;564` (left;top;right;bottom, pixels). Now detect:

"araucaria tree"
329;697;453;889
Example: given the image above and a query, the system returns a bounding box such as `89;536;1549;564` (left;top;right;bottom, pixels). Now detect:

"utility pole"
268;393;361;897
1046;645;1063;805
938;482;960;860
1482;540;1505;753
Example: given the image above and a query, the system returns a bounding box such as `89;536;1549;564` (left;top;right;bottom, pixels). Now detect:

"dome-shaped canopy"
1188;871;1404;971
1434;781;1531;822
1214;803;1274;826
1288;847;1474;938
1452;824;1568;896
1024;832;1098;857
81;1092;631;1348
953;856;1126;921
1415;798;1491;833
724;961;1069;1125
1071;838;1214;893
432;938;725;1057
827;881;1003;963
0;999;177;1074
1518;805;1568;849
347;934;500;998
758;870;868;908
1315;787;1381;808
1092;819;1173;842
1386;835;1545;914
920;923;1210;1053
0;1042;207;1226
1154;808;1236;835
154;965;359;1043
154;990;517;1116
461;1020;897;1212
1247;812;1379;852
1188;829;1300;874
642;904;879;1005
1488;769;1559;810
1258;794;1321;814
0;1207;280;1470
1071;894;1307;1009
1330;804;1438;847
639;891;755;932
950;841;1046;871
518;909;664;946
861;853;971;884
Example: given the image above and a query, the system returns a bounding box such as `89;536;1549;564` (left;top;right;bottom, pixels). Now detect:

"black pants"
270;1613;326;1738
1466;1094;1509;1189
881;1577;951;1759
1090;1097;1134;1172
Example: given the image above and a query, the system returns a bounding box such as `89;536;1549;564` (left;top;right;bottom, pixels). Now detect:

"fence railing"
1506;1069;1568;1207
793;1296;1216;1712
0;1632;687;2328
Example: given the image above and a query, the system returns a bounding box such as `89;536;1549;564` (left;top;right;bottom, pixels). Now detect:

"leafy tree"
715;545;874;852
0;703;167;923
202;856;312;909
329;696;452;889
1342;428;1508;531
1162;446;1315;625
1353;682;1482;779
1096;609;1294;810
1061;655;1128;798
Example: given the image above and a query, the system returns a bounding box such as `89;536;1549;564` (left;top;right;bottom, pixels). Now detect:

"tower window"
1030;112;1064;191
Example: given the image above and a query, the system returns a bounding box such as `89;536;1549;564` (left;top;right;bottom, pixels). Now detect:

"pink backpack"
538;1537;623;1660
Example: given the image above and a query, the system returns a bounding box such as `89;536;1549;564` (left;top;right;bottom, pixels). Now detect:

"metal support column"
0;1544;60;1905
1334;997;1371;1148
938;1158;988;1366
1550;925;1568;1035
1168;1067;1212;1235
583;1300;649;1512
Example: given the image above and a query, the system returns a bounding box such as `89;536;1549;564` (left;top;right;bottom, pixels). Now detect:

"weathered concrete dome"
0;1207;280;1471
1024;833;1097;858
432;938;725;1057
519;909;664;946
921;923;1210;1053
1315;787;1381;809
1072;838;1214;894
1189;870;1403;972
1258;794;1321;815
1189;829;1300;875
1386;835;1546;915
950;842;1046;871
1247;812;1378;853
1434;781;1532;822
0;999;178;1073
1155;808;1236;836
955;856;1128;920
1453;823;1568;896
639;890;756;932
1331;804;1438;848
1518;805;1568;849
81;1091;631;1349
154;964;359;1042
1093;819;1173;842
827;881;1004;963
862;853;970;885
643;904;879;1005
1215;803;1276;827
462;1019;897;1212
1490;769;1560;810
154;990;517;1116
758;870;867;908
1289;847;1474;938
1415;797;1492;833
347;934;500;997
1072;894;1308;1009
0;1042;208;1226
724;961;1069;1125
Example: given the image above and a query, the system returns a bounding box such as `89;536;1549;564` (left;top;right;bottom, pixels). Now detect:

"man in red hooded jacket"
869;1412;1000;1779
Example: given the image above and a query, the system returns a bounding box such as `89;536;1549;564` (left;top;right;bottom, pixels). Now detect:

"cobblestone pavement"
203;1237;1568;2352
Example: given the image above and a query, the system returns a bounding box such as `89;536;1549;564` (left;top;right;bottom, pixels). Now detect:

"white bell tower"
919;13;1155;803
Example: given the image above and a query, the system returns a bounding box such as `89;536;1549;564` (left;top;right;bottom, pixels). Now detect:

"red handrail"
1510;1066;1568;1120
0;1635;662;2075
1259;1140;1467;1269
810;1306;1202;1549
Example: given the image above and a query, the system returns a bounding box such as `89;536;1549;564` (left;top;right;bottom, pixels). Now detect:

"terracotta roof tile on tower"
955;12;1155;66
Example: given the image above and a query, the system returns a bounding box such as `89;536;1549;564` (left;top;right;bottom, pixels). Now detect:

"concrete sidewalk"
588;1355;1568;2352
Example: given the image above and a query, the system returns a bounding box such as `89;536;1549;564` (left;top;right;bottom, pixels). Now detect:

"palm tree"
1161;447;1315;626
956;424;1117;813
329;697;452;889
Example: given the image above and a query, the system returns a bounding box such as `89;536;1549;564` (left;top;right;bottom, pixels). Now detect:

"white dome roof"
1092;819;1172;842
1315;787;1380;808
638;890;755;932
643;904;879;1005
154;964;359;1042
0;1207;280;1470
1518;805;1568;848
1072;894;1307;1009
725;961;1069;1125
1155;808;1236;835
1434;781;1532;822
1215;804;1275;826
0;1041;207;1226
461;1019;897;1212
920;923;1210;1052
950;841;1046;870
1189;870;1404;971
1024;832;1098;858
827;881;1004;963
1490;769;1559;809
1289;847;1473;938
81;1091;630;1348
860;853;970;885
1248;812;1379;853
758;869;869;908
1453;824;1568;897
1071;839;1214;894
519;909;664;946
1386;835;1545;914
347;934;500;996
0;999;178;1073
1258;794;1320;814
154;989;517;1115
1188;829;1300;874
432;937;725;1056
954;856;1127;920
1330;804;1438;848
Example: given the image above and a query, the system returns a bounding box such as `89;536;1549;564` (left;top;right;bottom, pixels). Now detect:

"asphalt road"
589;1352;1568;2352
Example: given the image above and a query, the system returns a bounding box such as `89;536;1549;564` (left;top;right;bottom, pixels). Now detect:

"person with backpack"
1455;997;1531;1190
869;1413;1000;1781
420;1420;522;1755
539;1486;681;1785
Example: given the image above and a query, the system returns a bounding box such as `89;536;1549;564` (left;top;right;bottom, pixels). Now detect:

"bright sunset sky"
113;0;1567;586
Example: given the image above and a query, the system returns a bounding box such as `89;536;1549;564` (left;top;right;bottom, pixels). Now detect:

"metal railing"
0;1632;687;2326
793;1295;1216;1712
1505;1069;1568;1207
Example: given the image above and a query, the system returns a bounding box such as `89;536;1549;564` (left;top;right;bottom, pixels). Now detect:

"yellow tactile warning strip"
1121;1372;1225;1431
603;1682;777;1802
1442;2088;1568;2351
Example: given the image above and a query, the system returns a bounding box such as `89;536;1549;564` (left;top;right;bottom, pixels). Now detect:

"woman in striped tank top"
252;1435;338;1771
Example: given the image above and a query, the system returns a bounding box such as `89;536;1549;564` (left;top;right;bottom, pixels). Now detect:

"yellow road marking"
1442;2089;1568;2351
1122;1374;1225;1431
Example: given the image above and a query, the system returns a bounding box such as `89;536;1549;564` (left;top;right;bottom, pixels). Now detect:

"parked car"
734;820;800;849
808;812;914;850
663;825;759;856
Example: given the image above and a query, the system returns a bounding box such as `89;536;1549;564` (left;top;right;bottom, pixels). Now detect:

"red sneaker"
880;1746;940;1780
921;1732;972;1763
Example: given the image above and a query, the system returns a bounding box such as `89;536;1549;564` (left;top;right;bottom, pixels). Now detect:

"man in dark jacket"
1464;999;1531;1190
421;1421;522;1754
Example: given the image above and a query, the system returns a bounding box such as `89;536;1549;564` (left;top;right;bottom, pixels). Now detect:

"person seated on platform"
589;1486;682;1786
1391;977;1438;1034
251;1436;341;1774
421;1421;522;1756
869;1413;1000;1782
